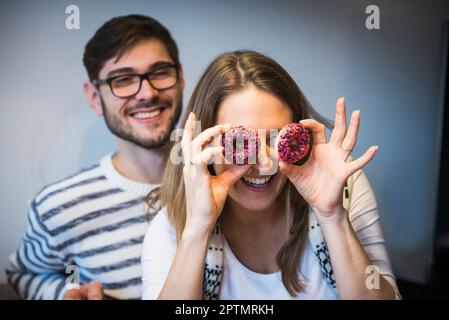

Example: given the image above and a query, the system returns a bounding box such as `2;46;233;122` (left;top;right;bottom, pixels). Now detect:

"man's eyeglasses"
92;63;179;98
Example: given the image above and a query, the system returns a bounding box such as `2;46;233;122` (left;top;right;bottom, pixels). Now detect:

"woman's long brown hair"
147;50;333;296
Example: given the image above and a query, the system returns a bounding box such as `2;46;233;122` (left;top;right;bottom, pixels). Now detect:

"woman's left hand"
279;97;378;223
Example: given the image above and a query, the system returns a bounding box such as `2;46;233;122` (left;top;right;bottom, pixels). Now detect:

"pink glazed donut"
221;126;259;165
275;123;313;166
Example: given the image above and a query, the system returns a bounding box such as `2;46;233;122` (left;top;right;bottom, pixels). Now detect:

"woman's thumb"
219;165;251;188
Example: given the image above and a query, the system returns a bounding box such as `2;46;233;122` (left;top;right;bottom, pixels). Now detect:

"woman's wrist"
182;222;214;244
179;227;211;262
312;205;349;227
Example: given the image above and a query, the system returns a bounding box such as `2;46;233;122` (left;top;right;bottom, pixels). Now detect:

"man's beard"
101;94;182;149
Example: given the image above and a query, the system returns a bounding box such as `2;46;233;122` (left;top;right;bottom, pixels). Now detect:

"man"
6;14;184;299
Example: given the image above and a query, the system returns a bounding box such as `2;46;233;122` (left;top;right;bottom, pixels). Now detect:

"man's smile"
127;106;168;123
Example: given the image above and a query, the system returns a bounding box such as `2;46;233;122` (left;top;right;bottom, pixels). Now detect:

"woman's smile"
239;173;277;192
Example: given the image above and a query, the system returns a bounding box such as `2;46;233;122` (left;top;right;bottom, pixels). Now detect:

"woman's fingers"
329;97;347;146
218;164;251;189
191;146;224;165
346;145;378;175
190;125;226;165
299;119;327;144
181;112;195;163
191;124;231;152
340;110;360;154
278;160;295;177
181;113;231;165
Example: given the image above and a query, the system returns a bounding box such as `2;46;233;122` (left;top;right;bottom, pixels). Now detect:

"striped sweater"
6;154;158;299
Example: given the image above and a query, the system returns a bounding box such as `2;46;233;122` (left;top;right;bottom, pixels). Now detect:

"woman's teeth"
242;175;272;185
131;109;161;119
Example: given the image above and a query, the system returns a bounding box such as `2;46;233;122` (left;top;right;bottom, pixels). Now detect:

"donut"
221;126;259;164
275;123;313;166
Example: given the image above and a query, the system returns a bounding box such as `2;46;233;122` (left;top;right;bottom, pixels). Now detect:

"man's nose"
134;78;159;100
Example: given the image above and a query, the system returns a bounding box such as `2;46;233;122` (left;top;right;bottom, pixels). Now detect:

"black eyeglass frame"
92;63;179;98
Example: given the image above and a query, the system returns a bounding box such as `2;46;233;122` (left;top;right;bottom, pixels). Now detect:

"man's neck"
111;139;170;185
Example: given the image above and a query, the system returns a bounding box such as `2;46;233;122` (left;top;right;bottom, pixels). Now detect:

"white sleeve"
141;208;177;300
348;169;402;300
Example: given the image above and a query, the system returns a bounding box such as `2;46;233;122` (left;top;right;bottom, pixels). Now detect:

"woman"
141;50;400;299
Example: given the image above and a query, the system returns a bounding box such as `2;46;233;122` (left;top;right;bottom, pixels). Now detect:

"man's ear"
177;65;185;90
83;81;103;116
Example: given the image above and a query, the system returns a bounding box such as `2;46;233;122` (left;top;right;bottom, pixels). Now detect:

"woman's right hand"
181;112;250;234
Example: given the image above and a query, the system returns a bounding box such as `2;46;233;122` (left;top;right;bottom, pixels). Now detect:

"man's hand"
63;281;104;300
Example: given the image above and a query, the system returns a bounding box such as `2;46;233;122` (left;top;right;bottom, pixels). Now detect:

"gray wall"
0;0;447;284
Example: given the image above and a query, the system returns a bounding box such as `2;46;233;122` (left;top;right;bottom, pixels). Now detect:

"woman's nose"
250;141;278;176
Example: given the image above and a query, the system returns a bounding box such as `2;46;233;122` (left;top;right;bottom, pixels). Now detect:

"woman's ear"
83;80;103;117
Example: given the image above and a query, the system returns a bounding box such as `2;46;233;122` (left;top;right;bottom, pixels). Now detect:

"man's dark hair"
83;14;180;81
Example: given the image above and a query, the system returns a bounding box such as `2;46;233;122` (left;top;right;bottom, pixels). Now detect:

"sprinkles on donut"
275;123;313;166
221;126;259;165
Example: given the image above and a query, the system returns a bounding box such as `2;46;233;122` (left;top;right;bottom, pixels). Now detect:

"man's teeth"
132;109;161;119
242;176;272;185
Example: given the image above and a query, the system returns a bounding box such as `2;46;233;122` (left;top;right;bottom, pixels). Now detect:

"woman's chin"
237;201;276;213
227;177;286;212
